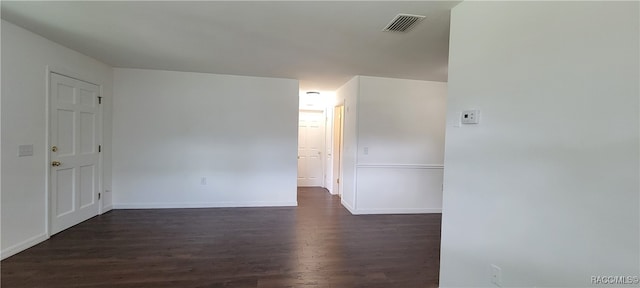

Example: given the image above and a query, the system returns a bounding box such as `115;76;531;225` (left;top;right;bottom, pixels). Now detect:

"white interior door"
50;72;101;235
298;110;325;187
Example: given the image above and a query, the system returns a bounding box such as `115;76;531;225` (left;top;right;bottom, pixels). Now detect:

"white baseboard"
112;201;298;209
340;198;440;215
356;163;444;169
326;187;335;195
341;199;357;214
1;233;49;260
101;205;113;213
347;207;441;215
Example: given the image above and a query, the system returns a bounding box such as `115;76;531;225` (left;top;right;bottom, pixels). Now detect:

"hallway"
1;188;441;288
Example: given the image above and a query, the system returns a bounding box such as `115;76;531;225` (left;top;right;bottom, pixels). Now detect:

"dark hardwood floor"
1;188;441;288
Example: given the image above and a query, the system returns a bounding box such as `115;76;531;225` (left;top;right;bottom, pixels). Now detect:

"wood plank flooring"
1;188;441;288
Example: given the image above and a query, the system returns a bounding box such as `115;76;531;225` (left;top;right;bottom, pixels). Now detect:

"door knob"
51;161;62;167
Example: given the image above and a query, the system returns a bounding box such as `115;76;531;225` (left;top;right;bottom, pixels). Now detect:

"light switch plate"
18;144;34;157
461;110;480;124
491;264;502;287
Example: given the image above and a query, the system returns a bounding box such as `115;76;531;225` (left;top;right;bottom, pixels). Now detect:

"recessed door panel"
57;109;75;156
56;168;75;217
80;112;96;154
79;165;96;208
79;88;96;106
57;83;75;105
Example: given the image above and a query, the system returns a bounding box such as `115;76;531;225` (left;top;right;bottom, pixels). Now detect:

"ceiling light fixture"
306;91;320;95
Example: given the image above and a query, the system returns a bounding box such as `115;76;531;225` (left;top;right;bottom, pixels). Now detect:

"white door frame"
333;102;345;197
45;66;104;237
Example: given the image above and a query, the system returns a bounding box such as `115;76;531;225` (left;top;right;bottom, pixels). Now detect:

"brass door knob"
51;161;62;167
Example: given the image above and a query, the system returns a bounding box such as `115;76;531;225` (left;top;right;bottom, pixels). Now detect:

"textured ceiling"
1;1;460;91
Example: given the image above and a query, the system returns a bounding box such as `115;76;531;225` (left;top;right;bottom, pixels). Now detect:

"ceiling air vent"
383;14;426;33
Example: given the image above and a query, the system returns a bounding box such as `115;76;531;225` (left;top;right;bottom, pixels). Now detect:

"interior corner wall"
335;76;447;215
1;20;114;259
440;2;639;287
112;68;299;208
355;76;446;214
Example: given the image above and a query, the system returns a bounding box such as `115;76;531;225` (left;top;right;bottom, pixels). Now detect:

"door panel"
57;110;75;156
79;88;96;106
50;73;100;235
57;84;75;105
80;112;96;154
79;165;96;208
55;168;75;216
298;111;325;187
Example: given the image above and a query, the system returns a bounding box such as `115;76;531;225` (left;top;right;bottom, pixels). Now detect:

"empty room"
1;1;638;288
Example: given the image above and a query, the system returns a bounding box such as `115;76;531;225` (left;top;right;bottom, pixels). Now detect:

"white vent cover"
383;14;426;32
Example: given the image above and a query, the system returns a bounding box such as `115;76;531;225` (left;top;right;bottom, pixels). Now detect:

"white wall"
358;77;446;165
112;68;298;208
440;2;639;287
335;76;447;214
355;76;446;214
1;20;114;259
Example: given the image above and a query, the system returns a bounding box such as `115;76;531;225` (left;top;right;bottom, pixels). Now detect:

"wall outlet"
461;110;480;124
363;147;369;155
200;177;207;185
491;264;502;287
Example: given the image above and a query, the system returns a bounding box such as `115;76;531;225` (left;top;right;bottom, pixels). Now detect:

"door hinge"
98;193;101;200
98;145;101;152
98;96;102;104
337;178;340;184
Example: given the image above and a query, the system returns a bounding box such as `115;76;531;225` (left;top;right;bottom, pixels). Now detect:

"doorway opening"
296;91;343;208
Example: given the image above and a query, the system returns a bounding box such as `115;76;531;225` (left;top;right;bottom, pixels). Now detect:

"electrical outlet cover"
461;110;480;124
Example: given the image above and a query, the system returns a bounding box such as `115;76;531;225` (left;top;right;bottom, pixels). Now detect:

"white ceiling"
1;1;460;91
